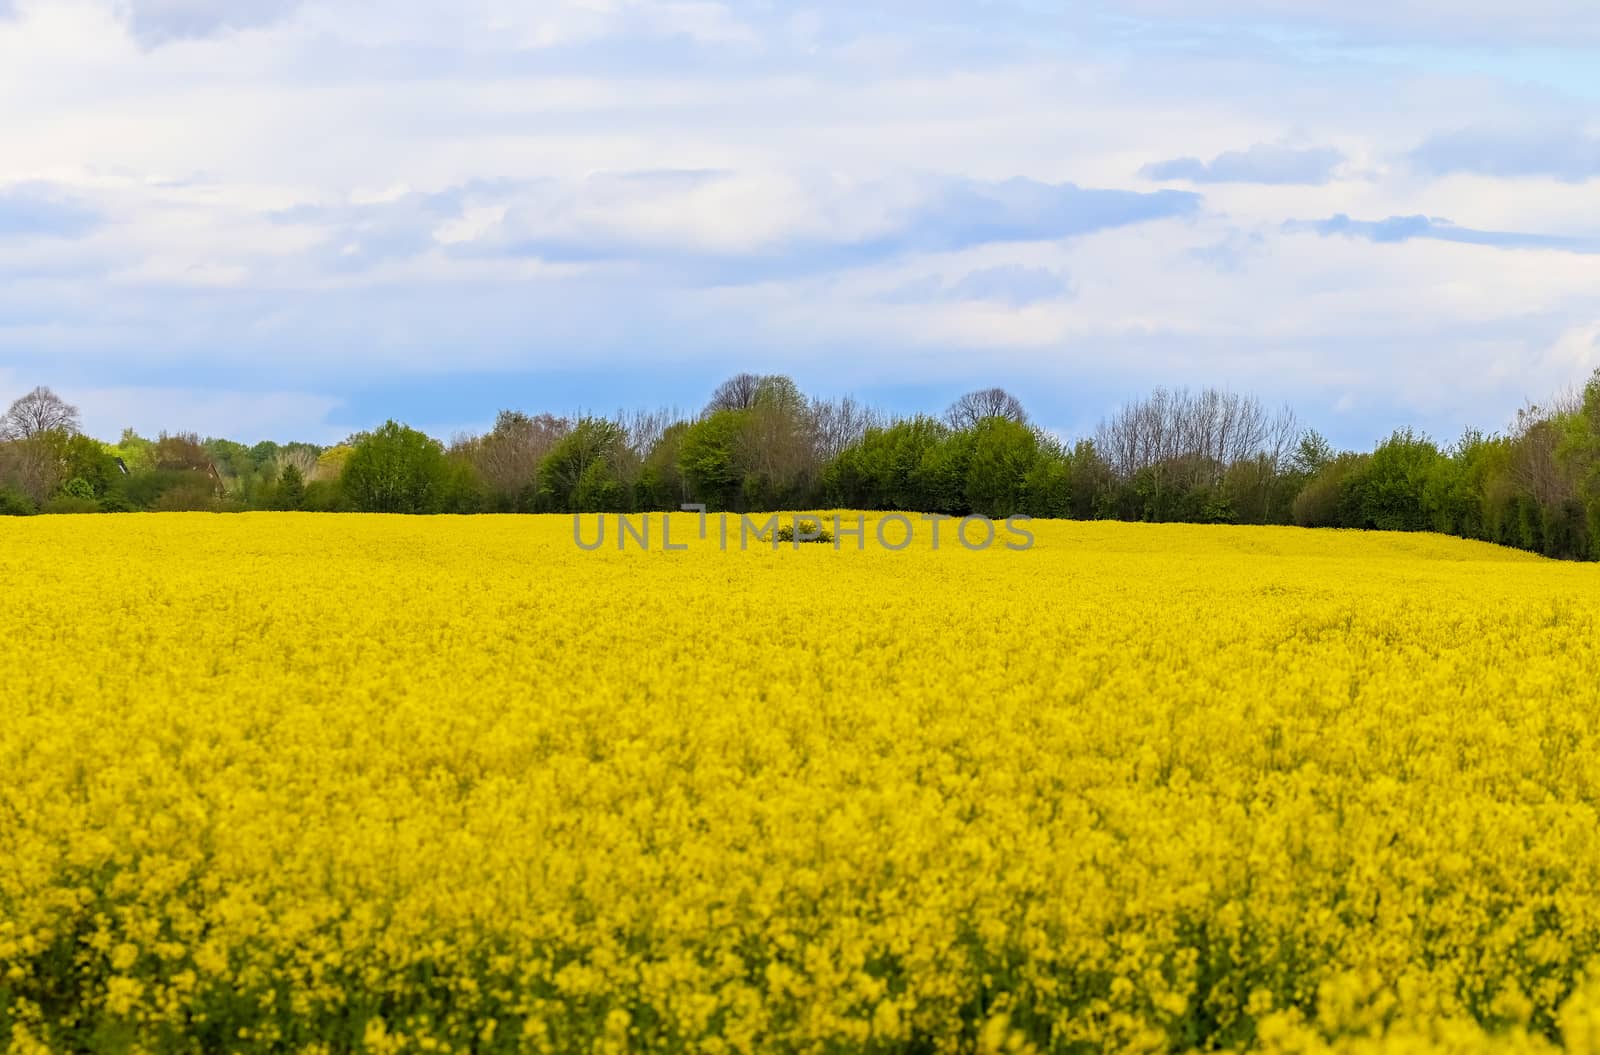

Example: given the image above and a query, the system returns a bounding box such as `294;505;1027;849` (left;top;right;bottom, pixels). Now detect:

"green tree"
736;377;820;510
1290;430;1334;476
636;421;690;510
1292;452;1371;529
62;434;119;497
205;438;253;478
274;463;307;511
678;411;748;511
110;429;156;473
823;416;946;510
916;428;977;515
249;440;281;470
964;417;1039;518
341;421;450;514
540;417;627;512
1021;439;1073;518
440;455;489;514
1363;429;1441;532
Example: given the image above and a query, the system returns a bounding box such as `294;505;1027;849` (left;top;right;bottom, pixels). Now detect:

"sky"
1;1;1598;447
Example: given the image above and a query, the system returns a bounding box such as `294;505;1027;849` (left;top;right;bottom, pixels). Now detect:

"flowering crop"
3;513;1600;1054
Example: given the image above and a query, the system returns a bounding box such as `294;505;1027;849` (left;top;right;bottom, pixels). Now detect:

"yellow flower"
1;513;1597;1052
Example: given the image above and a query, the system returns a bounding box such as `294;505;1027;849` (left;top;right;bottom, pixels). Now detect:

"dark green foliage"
1127;457;1229;523
1068;441;1117;520
301;479;349;512
823;416;947;510
62;435;118;497
540;417;628;513
152;477;223;512
42;494;100;514
440;457;488;514
122;469;215;511
1293;453;1370;529
60;477;95;501
248;440;281;468
964;417;1038;518
1543;498;1591;561
204;438;255;479
97;490;134;513
273;464;307;511
341;421;451;514
677;411;747;512
1021;454;1072;518
635;421;690;510
1360;429;1440;531
0;487;35;516
914;427;976;515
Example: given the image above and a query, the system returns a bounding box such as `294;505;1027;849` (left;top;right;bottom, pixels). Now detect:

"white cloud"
431;204;509;247
1538;322;1600;382
0;0;1596;442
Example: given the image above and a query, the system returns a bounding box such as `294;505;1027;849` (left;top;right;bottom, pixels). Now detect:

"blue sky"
1;1;1598;447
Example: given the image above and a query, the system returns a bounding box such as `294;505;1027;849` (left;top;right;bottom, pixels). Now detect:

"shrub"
773;518;834;544
1293;453;1371;529
0;488;36;516
301;479;350;513
61;477;95;501
123;469;219;511
42;495;100;515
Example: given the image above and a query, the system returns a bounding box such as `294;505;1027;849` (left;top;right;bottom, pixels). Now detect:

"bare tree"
2;386;80;440
1509;401;1575;508
613;407;683;487
0;436;63;505
738;395;820;498
619;407;680;461
146;431;226;496
944;388;1028;431
154;432;213;472
270;447;319;483
463;410;571;498
705;373;767;413
1263;404;1301;473
810;395;884;461
1497;378;1600;515
1096;386;1298;488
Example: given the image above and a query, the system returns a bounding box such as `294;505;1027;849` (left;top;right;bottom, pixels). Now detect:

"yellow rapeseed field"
4;513;1600;1054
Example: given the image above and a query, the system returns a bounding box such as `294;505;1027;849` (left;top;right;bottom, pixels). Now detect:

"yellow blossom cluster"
3;513;1600;1053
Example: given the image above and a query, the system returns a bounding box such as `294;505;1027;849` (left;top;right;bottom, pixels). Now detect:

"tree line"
4;371;1600;561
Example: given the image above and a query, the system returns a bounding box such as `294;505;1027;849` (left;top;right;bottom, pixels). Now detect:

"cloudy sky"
2;0;1598;446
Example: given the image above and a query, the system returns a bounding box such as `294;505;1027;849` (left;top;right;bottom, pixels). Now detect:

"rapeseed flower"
1;514;1597;1052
